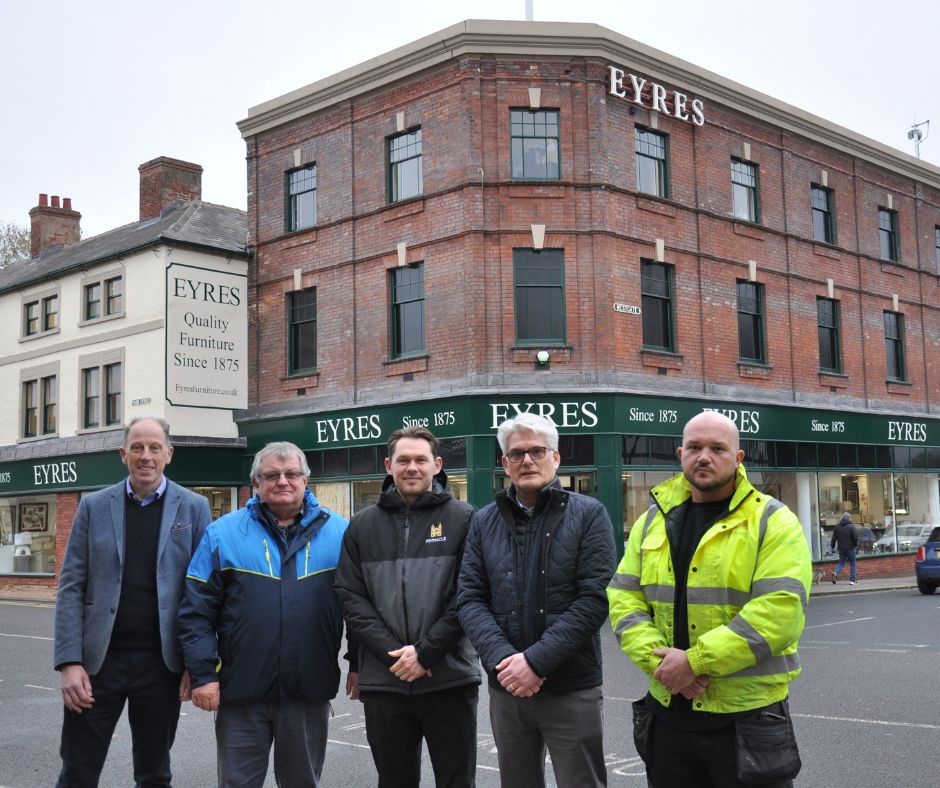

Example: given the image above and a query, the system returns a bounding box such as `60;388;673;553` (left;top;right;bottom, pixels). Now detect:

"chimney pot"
51;195;61;208
29;195;81;258
63;197;72;210
39;193;49;207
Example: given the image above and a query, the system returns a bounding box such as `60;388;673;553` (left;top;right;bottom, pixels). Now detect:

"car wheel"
917;579;936;595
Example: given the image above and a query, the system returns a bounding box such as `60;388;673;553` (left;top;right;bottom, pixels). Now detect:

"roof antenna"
525;0;533;21
907;118;929;159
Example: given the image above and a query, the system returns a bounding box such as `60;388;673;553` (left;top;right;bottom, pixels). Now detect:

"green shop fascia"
239;393;940;557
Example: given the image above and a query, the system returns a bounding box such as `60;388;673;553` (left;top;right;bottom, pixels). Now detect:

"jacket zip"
263;538;274;577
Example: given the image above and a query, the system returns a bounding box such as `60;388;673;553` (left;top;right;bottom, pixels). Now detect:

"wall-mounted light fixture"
536;349;550;368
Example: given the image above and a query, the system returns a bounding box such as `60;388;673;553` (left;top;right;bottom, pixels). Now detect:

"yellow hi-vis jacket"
608;465;812;714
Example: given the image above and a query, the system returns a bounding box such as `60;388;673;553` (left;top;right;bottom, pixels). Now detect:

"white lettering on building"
489;402;598;430
608;66;705;126
701;407;760;435
315;414;382;445
888;420;927;443
33;461;78;486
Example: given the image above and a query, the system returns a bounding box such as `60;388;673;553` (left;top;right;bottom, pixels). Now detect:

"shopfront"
0;446;245;579
240;393;940;562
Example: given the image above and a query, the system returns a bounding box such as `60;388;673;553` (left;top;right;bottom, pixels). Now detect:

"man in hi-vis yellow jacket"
608;412;811;788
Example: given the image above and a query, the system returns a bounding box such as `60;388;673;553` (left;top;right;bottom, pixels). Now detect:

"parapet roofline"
237;18;940;190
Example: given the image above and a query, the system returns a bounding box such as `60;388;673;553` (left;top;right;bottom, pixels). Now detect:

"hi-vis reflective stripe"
758;498;784;547
726;652;801;678
751;577;808;608
614;610;652;637
687;586;750;608
641;584;674;603
636;504;659;577
608;573;641;592
728;614;772;662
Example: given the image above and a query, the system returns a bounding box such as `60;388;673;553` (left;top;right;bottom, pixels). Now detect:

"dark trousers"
216;698;330;788
488;685;606;788
361;684;479;788
649;715;793;788
57;648;181;788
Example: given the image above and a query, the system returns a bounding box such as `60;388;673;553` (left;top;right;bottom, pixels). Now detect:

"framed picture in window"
19;502;48;532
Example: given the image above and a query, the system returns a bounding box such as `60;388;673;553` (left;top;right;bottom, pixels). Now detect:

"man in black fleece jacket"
831;512;859;584
336;426;479;788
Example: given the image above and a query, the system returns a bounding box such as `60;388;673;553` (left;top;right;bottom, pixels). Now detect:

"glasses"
258;471;306;482
504;446;549;464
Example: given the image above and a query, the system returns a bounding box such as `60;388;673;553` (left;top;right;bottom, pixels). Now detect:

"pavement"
0;574;919;605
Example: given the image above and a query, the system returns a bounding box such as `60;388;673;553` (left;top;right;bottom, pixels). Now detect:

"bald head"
678;412;745;502
682;412;740;451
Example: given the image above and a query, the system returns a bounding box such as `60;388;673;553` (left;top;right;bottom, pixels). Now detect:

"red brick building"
237;20;940;562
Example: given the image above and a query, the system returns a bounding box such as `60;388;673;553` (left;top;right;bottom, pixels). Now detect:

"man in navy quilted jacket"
458;413;617;787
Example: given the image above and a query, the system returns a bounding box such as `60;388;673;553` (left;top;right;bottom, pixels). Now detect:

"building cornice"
237;19;940;191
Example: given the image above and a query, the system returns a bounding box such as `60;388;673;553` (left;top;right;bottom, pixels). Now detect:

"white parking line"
0;632;53;641
793;713;940;731
859;648;907;653
804;616;874;629
25;684;55;691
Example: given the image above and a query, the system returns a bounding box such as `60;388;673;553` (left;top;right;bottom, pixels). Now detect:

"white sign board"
614;303;642;315
166;263;247;409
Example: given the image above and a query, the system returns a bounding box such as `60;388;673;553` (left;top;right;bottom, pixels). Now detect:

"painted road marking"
804;616;874;629
794;713;940;731
0;632;53;641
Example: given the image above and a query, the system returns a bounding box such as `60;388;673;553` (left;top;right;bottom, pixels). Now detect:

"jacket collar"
651;464;755;514
378;469;452;510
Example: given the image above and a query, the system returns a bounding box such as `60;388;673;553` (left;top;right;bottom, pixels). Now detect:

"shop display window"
0;497;56;575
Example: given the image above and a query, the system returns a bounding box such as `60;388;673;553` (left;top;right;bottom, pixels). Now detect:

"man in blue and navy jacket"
179;441;356;788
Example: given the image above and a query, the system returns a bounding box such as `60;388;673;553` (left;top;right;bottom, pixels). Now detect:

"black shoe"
831;574;837;584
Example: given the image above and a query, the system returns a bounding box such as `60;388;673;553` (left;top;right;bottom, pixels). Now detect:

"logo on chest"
426;523;446;543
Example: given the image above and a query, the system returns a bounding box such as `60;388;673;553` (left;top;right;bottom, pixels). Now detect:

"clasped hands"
652;647;709;699
388;644;430;683
495;652;544;698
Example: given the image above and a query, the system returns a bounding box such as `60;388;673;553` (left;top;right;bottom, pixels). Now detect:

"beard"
684;467;736;493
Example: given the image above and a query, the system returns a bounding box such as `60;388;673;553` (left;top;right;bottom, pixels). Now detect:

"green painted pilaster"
594;433;625;559
466;435;497;510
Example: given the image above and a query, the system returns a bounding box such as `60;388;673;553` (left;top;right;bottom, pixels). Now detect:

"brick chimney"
138;156;203;221
29;194;82;258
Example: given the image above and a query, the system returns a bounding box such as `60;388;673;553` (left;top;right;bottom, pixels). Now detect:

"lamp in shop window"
13;532;32;557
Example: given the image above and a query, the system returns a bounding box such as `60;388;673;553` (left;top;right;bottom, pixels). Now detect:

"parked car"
874;524;935;553
854;526;877;554
914;527;940;595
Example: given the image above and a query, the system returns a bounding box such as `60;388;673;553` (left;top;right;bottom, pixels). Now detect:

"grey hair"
496;413;559;453
250;441;310;482
124;416;172;448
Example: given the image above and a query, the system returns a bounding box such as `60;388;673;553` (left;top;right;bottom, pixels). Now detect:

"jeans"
834;548;857;582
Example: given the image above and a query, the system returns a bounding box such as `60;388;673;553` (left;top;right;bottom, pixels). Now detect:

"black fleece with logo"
335;471;481;694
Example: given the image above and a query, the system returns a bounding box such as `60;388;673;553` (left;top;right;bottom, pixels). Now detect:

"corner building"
238;20;940;565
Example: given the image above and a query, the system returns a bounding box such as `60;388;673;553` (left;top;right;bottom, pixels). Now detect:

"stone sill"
737;361;773;379
732;222;766;241
636;196;676;217
384;198;425;222
383;355;428;376
641;349;683;370
886;380;912;395
281;373;319;392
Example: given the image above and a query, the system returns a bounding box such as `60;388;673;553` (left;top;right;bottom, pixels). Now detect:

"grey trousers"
488;685;607;788
216;698;330;788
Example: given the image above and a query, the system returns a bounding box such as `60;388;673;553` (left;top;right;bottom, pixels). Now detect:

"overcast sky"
3;0;938;238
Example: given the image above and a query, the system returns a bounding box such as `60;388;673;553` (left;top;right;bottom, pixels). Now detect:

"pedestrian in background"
179;441;356;788
608;411;811;787
831;512;859;584
458;413;617;788
54;416;211;787
336;426;480;788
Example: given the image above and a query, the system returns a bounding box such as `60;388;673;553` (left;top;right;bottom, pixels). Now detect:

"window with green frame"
731;159;759;223
510;109;560;180
388;129;422;202
878;208;899;261
635;127;668;197
736;280;765;363
884;311;905;381
817;297;841;373
288;289;317;374
640;259;675;351
287;165;316;231
390;263;424;357
934;226;939;273
811;185;835;244
513;249;565;343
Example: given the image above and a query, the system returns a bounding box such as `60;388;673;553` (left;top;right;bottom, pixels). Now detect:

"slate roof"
0;201;249;295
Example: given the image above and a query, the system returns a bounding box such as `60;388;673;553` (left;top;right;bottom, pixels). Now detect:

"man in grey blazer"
54;416;212;787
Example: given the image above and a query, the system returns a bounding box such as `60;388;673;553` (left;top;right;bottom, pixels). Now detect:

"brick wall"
243;56;940;419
